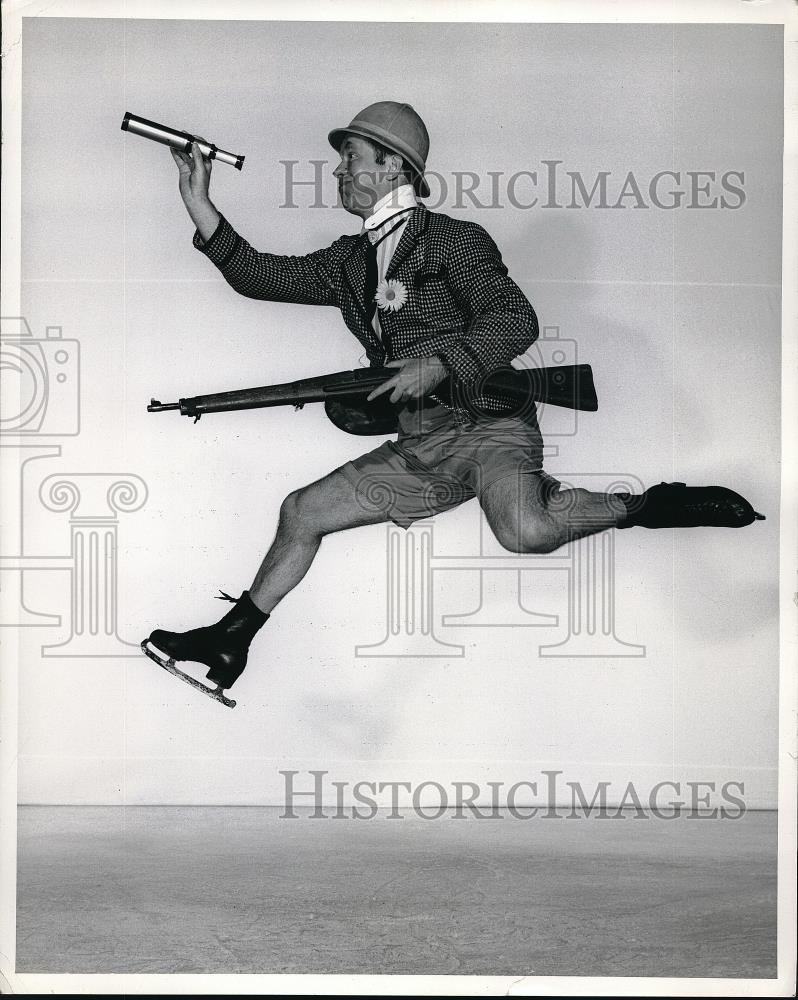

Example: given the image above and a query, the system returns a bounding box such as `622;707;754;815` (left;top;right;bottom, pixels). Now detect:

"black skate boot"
142;590;269;708
617;482;766;530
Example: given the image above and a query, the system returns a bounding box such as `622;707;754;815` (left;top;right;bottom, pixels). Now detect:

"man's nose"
333;160;346;178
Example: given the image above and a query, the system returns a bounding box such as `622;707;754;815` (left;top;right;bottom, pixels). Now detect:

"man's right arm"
173;140;346;307
195;214;355;307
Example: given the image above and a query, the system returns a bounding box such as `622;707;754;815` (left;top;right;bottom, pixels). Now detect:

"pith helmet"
328;101;430;198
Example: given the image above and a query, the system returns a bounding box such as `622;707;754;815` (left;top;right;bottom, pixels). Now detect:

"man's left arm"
435;221;539;386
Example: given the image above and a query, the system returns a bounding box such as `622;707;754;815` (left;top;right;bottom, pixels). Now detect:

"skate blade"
141;640;237;709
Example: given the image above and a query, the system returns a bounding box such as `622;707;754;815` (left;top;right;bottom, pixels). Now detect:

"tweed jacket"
193;205;539;425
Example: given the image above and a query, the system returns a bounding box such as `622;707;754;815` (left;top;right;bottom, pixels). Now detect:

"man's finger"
193;137;213;173
171;147;190;168
366;375;399;401
191;141;207;172
389;386;407;404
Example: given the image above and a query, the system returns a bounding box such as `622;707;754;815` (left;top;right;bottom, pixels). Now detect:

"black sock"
239;590;270;625
616;492;640;528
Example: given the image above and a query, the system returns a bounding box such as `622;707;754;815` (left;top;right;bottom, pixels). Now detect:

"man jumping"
144;101;764;706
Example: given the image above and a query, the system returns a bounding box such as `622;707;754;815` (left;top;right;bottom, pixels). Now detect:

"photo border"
1;0;795;995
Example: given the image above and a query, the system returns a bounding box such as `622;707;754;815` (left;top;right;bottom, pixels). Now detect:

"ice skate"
618;482;765;530
142;590;269;709
140;640;238;707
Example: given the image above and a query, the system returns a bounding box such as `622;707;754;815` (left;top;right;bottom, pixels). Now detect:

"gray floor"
16;806;777;977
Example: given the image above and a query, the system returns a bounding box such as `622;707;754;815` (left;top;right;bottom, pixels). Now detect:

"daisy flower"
374;279;408;313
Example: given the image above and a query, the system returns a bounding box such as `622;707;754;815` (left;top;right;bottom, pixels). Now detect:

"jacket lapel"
385;206;430;280
341;235;381;350
340;206;431;353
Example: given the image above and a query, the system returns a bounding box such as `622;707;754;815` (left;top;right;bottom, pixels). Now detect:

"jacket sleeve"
435;221;539;386
193;214;349;307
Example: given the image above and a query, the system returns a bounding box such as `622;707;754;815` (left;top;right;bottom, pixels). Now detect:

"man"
145;101;764;703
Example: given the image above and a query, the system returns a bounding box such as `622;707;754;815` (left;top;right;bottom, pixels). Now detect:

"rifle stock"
148;363;597;432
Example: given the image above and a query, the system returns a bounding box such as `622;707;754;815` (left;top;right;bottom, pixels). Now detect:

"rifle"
148;363;597;436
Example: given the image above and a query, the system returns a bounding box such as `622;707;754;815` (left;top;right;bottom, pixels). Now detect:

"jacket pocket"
413;263;447;287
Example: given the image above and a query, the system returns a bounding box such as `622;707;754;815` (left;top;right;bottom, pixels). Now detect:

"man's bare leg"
480;472;763;554
479;472;628;554
249;467;391;612
145;467;389;694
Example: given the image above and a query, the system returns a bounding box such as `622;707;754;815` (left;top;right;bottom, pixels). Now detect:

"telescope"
121;112;245;170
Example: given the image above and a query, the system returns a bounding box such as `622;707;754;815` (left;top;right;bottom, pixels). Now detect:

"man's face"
333;135;395;218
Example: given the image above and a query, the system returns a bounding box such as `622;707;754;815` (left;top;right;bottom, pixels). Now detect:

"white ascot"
361;184;418;339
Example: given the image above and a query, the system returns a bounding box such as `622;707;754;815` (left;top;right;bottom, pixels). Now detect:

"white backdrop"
13;17;781;805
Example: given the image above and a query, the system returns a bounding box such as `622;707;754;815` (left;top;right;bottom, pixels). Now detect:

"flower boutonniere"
375;278;407;313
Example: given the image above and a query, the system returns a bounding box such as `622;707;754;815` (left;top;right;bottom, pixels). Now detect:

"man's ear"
386;152;404;179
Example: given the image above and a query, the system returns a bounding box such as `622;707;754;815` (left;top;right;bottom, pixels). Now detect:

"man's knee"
279;487;322;534
279;472;372;536
491;518;562;554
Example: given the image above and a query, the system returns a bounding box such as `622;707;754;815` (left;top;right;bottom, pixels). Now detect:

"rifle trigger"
193;414;201;423
294;403;305;411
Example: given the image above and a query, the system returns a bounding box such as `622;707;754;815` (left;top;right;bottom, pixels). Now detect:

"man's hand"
366;356;448;404
171;138;220;242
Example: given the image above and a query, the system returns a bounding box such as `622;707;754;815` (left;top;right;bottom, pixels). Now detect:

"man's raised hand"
366;357;448;405
171;138;220;241
171;137;212;197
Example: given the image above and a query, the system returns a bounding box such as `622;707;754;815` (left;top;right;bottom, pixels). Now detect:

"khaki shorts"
339;400;549;529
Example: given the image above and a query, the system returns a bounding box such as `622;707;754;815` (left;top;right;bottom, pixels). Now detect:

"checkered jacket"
193;206;539;425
